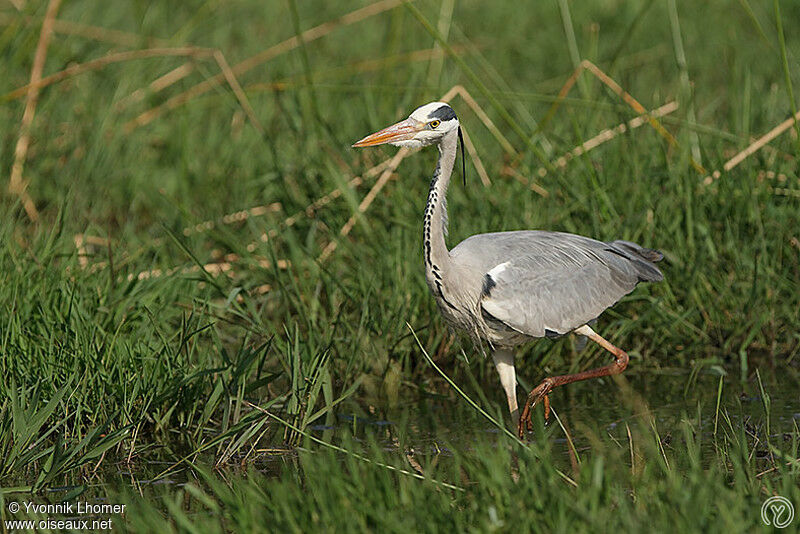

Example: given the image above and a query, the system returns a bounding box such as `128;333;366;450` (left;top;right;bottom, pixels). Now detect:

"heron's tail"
608;240;664;282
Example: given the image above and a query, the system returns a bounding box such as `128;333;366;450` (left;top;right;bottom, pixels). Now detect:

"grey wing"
478;235;663;338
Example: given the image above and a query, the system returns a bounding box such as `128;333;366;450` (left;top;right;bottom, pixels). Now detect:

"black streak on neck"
423;159;457;311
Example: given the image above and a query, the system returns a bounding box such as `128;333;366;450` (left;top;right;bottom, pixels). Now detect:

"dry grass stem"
115;63;196;110
541;59;705;175
770;187;800;198
183;202;283;236
244;46;464;93
443;85;517;156
244;158;395;252
73;231;289;284
541;100;679;174
318;148;411;262
128;257;289;282
500;166;549;198
8;0;62;222
124;0;406;132
703;109;800;185
0;10;170;48
74;234;89;269
756;170;791;183
2;47;215;103
79;159;398;279
213;50;265;135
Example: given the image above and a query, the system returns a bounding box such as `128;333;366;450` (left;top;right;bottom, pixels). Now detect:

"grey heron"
353;102;663;438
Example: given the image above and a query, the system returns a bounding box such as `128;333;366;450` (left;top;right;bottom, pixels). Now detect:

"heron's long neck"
423;130;458;286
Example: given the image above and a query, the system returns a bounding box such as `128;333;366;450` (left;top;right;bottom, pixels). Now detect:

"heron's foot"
517;378;554;439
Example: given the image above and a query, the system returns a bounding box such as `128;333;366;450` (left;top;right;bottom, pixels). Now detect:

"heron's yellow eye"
429;120;441;129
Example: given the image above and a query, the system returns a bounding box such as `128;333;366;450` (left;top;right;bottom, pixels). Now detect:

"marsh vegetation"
1;0;799;531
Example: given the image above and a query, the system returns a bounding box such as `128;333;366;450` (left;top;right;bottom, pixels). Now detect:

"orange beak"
352;118;420;147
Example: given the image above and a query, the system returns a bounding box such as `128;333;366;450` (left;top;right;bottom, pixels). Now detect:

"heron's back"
444;230;663;343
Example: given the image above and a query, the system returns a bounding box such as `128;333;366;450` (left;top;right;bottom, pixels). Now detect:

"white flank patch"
487;261;510;279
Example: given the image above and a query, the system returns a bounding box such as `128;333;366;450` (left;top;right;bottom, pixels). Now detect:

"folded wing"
476;233;663;338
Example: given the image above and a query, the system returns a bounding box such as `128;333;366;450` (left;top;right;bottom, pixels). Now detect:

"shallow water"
5;363;798;509
373;366;798;442
272;363;800;476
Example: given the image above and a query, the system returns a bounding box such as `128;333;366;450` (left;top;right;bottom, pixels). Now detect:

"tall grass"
116;417;799;533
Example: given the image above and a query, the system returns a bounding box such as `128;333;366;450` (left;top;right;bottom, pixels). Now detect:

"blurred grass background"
0;0;799;530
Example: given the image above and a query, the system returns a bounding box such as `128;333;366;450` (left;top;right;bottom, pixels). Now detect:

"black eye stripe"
428;105;456;121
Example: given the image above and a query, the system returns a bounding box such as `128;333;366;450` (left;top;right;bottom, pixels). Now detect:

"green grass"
1;0;799;531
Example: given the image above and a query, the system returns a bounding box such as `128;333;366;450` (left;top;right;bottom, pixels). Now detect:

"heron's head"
352;102;459;149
